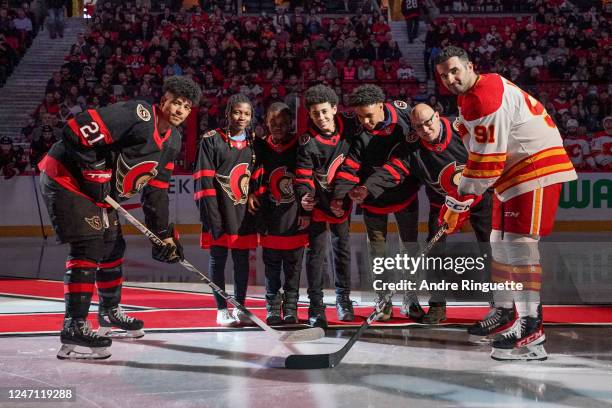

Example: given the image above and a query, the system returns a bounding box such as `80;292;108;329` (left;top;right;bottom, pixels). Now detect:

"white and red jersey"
455;74;577;201
563;136;596;170
591;131;612;170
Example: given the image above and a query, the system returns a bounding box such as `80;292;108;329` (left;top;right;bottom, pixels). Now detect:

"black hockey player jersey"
38;100;179;237
194;129;257;249
251;134;308;249
294;112;360;223
333;101;420;214
365;116;469;204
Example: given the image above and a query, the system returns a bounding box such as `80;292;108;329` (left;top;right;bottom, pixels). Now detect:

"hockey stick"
284;224;448;368
104;196;324;343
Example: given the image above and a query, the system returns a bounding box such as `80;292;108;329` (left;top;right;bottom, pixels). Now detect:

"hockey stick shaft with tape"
104;196;324;343
285;224;448;368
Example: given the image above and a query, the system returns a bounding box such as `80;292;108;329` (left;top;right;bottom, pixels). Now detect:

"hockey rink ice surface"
1;235;612;408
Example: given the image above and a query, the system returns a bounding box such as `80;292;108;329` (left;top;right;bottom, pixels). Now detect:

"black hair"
304;84;339;110
433;46;470;66
225;93;253;129
224;93;255;165
266;102;293;120
348;84;385;107
162;76;202;106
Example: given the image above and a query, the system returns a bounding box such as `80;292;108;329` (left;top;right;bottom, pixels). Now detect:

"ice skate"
491;315;547;361
468;306;517;344
57;318;112;360
98;306;145;339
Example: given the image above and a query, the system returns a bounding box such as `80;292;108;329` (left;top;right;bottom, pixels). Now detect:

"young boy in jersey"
194;94;258;327
248;103;309;325
295;85;360;328
39;76;201;360
435;46;577;360
332;84;420;322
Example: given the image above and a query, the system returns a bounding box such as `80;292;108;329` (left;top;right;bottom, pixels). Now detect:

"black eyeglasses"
414;112;436;130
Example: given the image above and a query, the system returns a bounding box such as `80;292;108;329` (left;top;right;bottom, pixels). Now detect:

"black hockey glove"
152;223;184;263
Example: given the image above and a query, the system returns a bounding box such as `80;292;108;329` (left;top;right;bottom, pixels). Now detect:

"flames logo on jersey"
315;154;344;191
216;163;251;205
116;154;158;198
438;161;465;195
268;166;295;205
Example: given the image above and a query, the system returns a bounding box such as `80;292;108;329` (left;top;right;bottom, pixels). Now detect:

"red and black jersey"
38;100;179;238
194;129;257;249
333;101;420;215
251;134;308;250
295;112;360;224
365;116;469;205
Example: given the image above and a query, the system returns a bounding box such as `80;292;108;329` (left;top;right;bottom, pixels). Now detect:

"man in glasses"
355;103;493;324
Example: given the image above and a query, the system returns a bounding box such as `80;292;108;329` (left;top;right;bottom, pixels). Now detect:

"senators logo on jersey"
116;154;159;198
438;161;465;195
315;154;344;191
268;166;295;205
216;163;251;205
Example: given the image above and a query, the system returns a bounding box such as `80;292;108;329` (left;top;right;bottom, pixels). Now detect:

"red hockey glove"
438;194;481;234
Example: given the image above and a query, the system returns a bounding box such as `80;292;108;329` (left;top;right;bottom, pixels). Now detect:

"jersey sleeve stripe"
296;168;313;176
390;157;410;175
193;169;216;179
336;171;360;183
194;189;216;199
148;179;169;189
463;168;504;178
344;157;360;169
382;164;401;184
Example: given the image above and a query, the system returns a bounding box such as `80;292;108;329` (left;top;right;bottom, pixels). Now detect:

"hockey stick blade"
104;196;324;344
284;225;448;368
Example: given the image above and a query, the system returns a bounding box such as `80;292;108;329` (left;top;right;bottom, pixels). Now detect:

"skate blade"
468;334;493;344
57;344;111;360
98;327;145;339
279;327;325;343
490;344;548;361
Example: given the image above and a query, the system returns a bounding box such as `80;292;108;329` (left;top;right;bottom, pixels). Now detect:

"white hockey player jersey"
563;136;595;170
454;74;577;201
591;132;612;170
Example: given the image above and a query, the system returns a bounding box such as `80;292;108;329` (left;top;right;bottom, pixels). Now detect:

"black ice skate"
468;306;517;344
491;315;547;361
98;306;145;339
57;318;112;360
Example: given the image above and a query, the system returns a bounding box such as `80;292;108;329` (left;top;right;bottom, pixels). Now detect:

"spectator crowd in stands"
0;0;39;87
0;0;609;179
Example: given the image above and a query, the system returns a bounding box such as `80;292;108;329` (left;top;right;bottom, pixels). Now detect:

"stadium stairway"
0;18;85;142
390;20;427;83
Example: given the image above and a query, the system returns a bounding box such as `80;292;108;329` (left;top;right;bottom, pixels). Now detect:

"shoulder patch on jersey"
299;134;311;146
458;74;504;121
202;130;217;138
405;131;419;143
394;100;408;110
136;104;152;122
